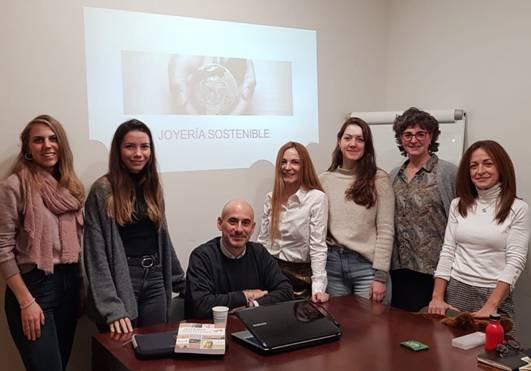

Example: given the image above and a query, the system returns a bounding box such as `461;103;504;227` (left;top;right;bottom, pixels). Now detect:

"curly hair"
393;107;441;156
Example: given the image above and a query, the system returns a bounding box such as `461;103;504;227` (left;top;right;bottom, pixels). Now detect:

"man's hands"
243;289;268;307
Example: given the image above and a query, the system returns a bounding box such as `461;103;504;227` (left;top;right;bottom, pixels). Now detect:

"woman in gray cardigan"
84;119;185;333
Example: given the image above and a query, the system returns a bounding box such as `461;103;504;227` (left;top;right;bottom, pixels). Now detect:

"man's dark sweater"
185;237;293;319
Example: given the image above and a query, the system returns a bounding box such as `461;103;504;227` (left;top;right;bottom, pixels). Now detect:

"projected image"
170;55;256;115
84;7;318;172
122;52;293;116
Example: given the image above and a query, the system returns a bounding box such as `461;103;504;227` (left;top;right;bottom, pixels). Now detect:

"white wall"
1;1;389;370
4;1;530;369
385;0;531;343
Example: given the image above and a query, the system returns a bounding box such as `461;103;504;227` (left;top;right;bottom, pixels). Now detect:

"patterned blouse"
391;155;451;275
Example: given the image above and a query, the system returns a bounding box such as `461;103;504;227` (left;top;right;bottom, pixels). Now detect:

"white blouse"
257;188;328;294
434;185;529;288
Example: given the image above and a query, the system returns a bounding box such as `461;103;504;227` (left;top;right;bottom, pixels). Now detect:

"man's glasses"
496;339;522;358
401;131;428;142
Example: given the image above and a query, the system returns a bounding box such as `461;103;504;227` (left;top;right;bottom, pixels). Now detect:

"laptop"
232;300;341;354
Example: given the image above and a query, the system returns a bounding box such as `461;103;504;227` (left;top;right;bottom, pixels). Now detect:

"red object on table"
484;313;504;351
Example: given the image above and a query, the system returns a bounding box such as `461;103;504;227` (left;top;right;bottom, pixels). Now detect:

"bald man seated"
185;200;293;319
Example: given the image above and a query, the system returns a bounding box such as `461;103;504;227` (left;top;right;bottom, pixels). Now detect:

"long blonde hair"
9;114;85;202
270;142;323;241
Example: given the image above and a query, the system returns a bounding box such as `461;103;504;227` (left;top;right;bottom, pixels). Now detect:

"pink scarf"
19;166;83;274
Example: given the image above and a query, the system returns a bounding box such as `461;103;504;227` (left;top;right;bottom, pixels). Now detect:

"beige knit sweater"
319;168;395;272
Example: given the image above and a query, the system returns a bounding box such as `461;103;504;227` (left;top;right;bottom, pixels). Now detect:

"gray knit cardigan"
83;176;185;325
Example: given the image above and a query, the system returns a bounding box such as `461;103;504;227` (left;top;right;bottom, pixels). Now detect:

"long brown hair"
106;119;163;228
456;140;516;223
270;142;323;240
9;114;84;202
328;117;377;208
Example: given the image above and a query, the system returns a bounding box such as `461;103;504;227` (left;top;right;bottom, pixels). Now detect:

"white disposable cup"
212;306;229;328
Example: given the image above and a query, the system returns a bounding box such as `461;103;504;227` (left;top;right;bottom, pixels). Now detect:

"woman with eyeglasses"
320;118;394;303
389;107;457;312
84;119;185;334
428;141;528;335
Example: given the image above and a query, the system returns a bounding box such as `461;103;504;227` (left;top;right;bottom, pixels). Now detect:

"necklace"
479;199;497;213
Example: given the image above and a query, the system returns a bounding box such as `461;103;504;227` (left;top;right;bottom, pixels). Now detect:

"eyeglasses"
496;339;522;358
401;131;429;142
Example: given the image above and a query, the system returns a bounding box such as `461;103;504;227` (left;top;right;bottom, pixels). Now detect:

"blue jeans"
4;264;80;371
129;265;167;328
326;247;391;304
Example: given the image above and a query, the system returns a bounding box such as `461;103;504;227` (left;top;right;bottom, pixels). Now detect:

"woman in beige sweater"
320;117;394;303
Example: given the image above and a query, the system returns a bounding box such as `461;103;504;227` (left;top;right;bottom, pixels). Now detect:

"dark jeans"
5;264;80;371
129;264;167;328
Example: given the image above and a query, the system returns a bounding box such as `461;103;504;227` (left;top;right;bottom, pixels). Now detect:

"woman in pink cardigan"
0;115;84;371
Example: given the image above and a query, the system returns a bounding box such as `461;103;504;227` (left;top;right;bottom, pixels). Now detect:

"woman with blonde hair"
320;118;394;303
429;140;529;330
84;119;185;333
257;142;329;303
0;114;84;371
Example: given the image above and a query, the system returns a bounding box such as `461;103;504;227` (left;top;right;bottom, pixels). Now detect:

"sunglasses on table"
496;339;522;358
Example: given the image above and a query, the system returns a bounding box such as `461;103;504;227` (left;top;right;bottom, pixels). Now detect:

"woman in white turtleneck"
428;140;529;325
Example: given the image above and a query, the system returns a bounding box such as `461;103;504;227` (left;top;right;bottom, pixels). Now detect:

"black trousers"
390;268;434;312
5;264;80;371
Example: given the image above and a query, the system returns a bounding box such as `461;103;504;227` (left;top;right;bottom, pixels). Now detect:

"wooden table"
92;295;491;371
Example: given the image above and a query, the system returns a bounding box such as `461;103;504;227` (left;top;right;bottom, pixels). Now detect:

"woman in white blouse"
257;142;329;303
429;140;529;326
